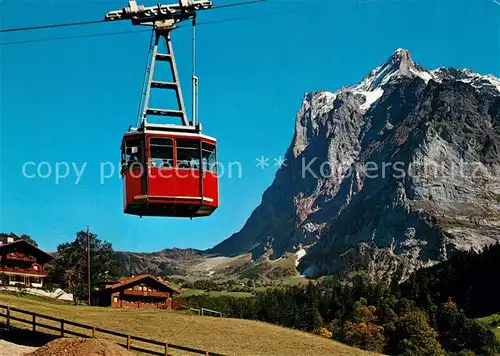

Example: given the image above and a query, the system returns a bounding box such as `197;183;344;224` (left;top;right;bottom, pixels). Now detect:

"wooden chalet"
92;275;180;309
0;238;53;288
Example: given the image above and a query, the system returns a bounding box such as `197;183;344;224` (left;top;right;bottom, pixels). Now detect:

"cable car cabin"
121;130;218;218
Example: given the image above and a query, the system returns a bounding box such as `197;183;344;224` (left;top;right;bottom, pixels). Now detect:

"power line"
0;0;376;46
212;0;265;9
192;0;376;26
0;19;106;33
0;29;150;46
0;0;265;34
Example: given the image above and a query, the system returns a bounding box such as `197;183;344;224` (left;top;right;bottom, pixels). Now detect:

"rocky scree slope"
209;49;500;281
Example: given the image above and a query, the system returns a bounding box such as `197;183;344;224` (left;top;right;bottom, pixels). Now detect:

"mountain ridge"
117;49;500;282
207;48;500;281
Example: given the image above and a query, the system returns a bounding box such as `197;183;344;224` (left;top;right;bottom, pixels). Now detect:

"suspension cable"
0;0;265;35
0;19;106;33
0;28;150;46
0;0;376;46
212;0;265;9
136;28;156;128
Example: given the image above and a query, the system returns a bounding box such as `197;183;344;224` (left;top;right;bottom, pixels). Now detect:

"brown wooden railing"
123;289;170;298
0;304;224;356
5;255;36;262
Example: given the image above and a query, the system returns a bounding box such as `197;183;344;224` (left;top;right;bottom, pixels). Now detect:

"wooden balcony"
5;255;36;262
0;267;48;277
122;289;169;298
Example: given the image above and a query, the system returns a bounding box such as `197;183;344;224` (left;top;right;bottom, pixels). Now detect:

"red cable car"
121;130;218;218
109;0;219;218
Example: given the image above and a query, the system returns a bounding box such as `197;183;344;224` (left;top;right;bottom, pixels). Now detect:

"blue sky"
1;0;499;252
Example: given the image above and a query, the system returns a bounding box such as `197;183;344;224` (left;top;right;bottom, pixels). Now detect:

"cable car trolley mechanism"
106;0;219;218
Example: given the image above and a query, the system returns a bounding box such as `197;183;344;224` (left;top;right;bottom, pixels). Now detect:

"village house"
91;274;180;309
0;237;54;288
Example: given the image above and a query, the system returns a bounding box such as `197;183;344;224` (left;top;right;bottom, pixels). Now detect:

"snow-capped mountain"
210;49;500;281
322;49;499;117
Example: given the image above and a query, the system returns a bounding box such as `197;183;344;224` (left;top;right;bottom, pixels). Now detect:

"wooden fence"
0;304;224;356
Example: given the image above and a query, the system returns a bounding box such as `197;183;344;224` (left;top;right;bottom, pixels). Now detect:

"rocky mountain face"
209;49;500;281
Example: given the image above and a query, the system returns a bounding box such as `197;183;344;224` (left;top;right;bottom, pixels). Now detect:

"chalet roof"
104;274;181;294
0;239;54;263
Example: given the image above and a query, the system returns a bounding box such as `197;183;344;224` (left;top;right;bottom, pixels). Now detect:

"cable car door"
122;135;147;210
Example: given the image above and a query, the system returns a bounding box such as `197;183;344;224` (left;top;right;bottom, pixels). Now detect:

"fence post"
32;314;36;332
60;319;64;337
164;342;168;356
92;327;96;338
127;335;131;351
6;307;10;329
205;352;209;356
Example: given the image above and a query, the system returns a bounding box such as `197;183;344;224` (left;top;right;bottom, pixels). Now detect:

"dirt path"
0;340;38;356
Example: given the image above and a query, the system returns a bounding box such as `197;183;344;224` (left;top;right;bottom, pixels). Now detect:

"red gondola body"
121;130;218;218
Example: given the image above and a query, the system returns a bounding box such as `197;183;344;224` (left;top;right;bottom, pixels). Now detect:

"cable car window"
202;142;217;173
150;138;174;168
176;139;201;169
122;138;143;170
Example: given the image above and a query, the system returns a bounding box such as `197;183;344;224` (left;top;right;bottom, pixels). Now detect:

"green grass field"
0;291;378;356
477;314;500;340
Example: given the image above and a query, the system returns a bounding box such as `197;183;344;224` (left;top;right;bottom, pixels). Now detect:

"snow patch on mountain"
295;248;307;267
358;88;385;111
432;67;500;94
410;67;434;83
319;49;500;117
312;91;338;118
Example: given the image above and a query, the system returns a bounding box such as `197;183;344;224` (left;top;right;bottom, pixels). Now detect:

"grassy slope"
0;292;378;356
477;314;500;340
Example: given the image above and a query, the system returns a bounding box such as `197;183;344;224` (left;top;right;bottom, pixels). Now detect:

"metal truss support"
140;28;190;129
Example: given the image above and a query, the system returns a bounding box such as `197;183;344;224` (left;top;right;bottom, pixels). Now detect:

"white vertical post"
192;17;197;128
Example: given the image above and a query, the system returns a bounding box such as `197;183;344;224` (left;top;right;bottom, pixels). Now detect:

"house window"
150;138;174;168
113;296;118;303
33;265;39;271
32;277;41;285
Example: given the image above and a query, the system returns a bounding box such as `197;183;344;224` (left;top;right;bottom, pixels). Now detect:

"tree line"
0;233;38;246
181;243;500;356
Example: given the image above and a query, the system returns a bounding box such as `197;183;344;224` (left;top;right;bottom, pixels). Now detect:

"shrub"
342;321;385;353
314;327;333;339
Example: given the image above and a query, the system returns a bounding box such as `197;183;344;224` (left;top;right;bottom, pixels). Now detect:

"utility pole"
86;226;91;306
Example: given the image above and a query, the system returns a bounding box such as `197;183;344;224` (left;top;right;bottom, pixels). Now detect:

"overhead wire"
0;0;265;34
0;19;106;33
212;0;265;9
192;0;376;27
0;29;151;46
0;0;377;46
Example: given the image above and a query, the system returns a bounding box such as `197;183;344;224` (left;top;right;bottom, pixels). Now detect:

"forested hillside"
182;243;500;355
400;242;500;318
